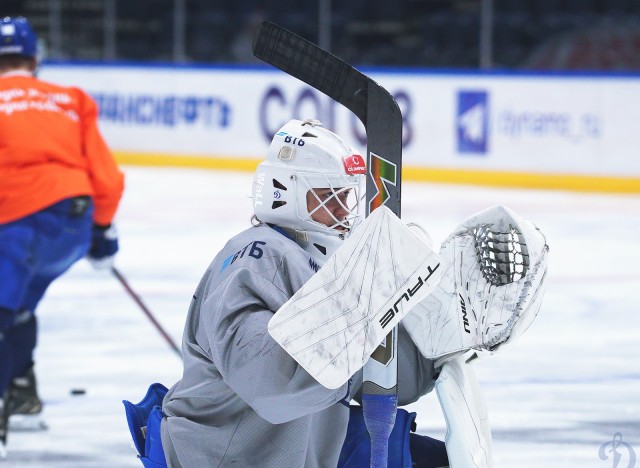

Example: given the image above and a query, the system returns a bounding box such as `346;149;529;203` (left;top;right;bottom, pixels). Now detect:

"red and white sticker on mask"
342;154;366;174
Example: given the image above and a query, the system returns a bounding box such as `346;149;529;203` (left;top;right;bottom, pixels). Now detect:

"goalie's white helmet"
252;119;365;264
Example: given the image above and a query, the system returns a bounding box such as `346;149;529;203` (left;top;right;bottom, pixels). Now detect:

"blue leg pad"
123;383;168;457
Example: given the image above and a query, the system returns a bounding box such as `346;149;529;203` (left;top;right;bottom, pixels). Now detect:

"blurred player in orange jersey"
0;16;124;451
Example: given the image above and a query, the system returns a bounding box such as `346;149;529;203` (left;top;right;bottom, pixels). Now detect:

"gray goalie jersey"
161;224;439;468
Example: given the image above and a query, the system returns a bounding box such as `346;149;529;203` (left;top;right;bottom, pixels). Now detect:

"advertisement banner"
39;63;640;189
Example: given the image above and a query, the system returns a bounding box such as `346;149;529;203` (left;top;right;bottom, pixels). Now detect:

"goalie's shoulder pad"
403;205;549;360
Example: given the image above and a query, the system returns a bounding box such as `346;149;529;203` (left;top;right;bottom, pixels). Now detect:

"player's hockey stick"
253;22;403;467
111;267;182;358
0;399;7;458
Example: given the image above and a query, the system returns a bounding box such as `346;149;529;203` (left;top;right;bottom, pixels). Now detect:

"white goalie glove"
403;205;549;361
403;206;547;468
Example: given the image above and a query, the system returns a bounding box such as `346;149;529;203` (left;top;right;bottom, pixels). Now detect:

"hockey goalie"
123;119;548;468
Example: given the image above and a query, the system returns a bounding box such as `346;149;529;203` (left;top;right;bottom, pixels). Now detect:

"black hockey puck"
70;388;86;395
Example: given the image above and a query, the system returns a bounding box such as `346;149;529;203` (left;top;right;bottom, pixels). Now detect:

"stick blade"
268;207;442;389
252;21;368;124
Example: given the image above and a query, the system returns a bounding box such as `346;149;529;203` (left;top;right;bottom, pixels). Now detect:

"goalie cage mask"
252;119;365;265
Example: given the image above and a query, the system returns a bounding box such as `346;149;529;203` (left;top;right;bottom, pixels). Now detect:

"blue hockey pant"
0;197;93;393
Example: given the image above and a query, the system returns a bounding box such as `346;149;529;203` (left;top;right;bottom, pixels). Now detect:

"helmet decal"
342;154;366;175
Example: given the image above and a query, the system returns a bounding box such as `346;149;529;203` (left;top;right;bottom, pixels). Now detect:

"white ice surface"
2;166;639;467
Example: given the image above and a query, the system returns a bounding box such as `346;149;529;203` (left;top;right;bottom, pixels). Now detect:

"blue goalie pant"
124;385;448;468
338;404;449;468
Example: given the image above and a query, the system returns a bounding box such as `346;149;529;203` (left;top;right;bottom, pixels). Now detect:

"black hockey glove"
87;223;119;270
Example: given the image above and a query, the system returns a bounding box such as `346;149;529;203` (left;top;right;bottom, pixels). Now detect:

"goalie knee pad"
123;383;168;468
143;406;167;468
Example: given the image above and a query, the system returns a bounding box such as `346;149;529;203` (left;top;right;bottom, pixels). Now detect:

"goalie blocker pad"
404;205;549;360
268;206;442;389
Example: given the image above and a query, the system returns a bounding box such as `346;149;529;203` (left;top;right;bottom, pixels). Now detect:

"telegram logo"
457;90;488;154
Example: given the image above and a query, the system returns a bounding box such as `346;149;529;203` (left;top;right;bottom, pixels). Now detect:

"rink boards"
40;63;640;193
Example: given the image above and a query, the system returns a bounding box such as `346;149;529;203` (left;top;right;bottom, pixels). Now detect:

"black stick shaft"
253;22;403;468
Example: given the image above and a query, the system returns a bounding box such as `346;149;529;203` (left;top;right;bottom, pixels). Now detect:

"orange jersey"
0;71;124;225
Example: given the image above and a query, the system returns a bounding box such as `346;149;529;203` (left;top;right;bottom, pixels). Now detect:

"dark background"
4;0;640;70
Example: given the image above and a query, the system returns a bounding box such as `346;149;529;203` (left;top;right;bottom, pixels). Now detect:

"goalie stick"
253;22;403;468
